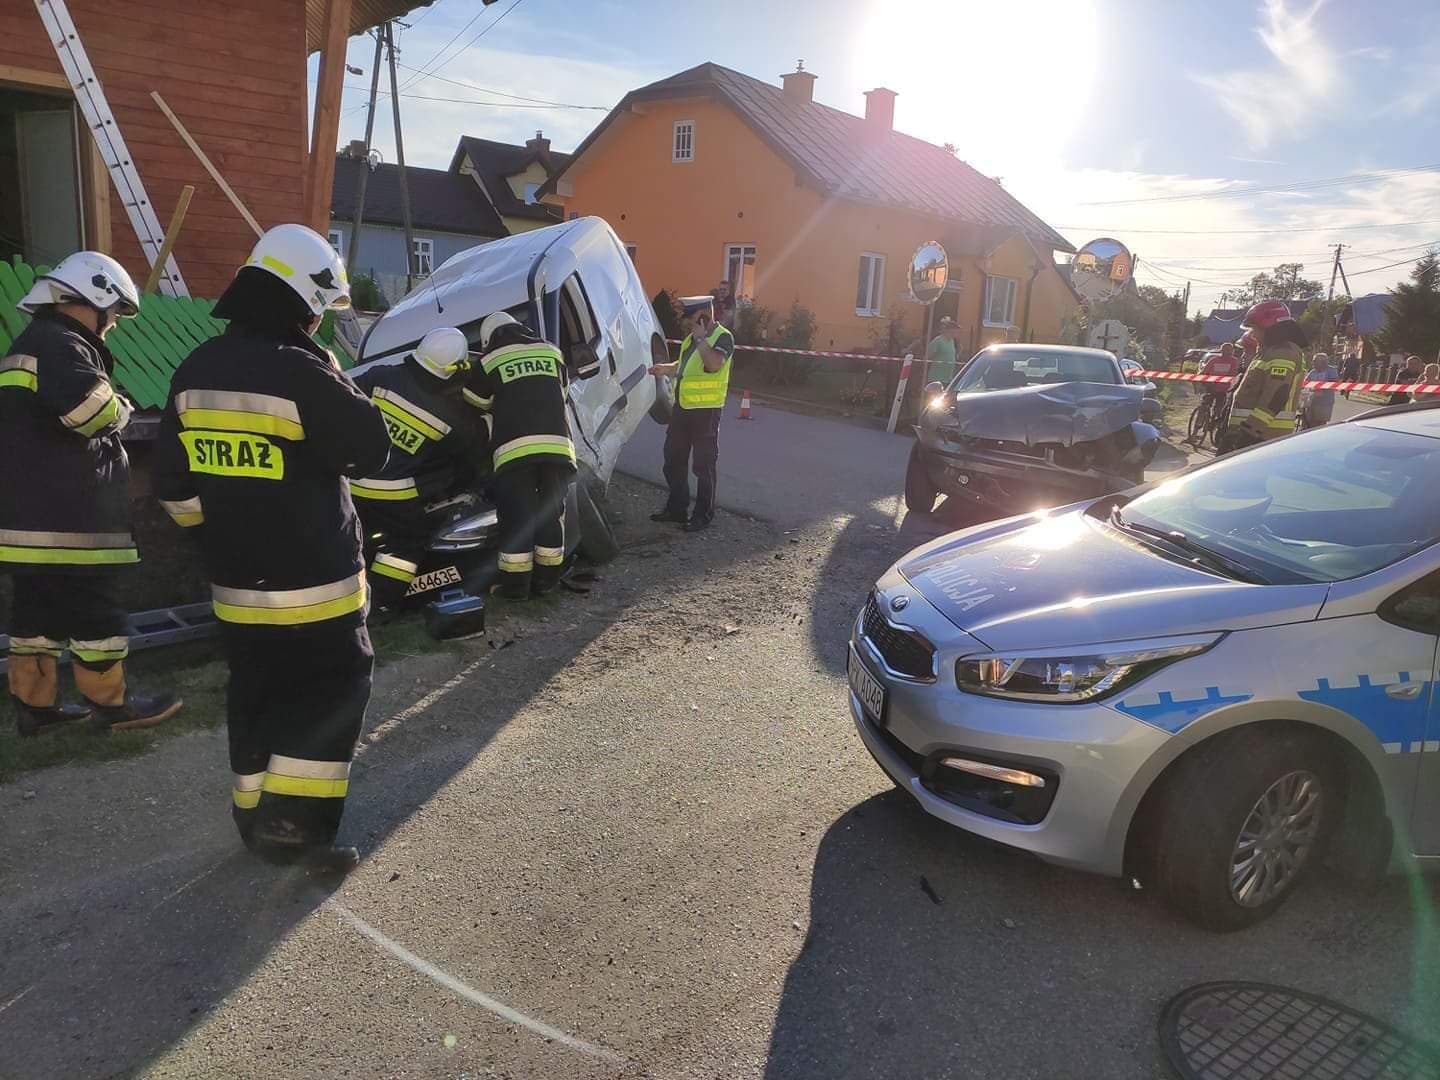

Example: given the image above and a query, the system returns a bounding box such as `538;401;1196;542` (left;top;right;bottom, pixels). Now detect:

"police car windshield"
953;350;1120;392
1120;424;1440;583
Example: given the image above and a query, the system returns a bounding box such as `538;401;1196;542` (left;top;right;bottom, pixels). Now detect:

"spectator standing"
1302;352;1338;428
711;280;737;330
1417;362;1439;403
925;317;963;387
1389;355;1423;407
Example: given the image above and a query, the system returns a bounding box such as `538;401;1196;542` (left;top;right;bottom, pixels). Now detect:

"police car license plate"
848;646;886;726
405;565;461;597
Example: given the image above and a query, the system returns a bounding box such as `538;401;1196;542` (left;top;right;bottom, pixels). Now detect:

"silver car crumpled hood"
933;382;1143;446
897;507;1330;652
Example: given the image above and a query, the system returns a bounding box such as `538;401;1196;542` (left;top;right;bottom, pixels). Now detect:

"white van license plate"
848;647;886;725
405;566;461;597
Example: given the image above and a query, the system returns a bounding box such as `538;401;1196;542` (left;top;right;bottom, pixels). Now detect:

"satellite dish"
908;241;949;305
1071;237;1133;303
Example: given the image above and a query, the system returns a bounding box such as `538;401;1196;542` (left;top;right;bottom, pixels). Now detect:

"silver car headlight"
955;636;1220;704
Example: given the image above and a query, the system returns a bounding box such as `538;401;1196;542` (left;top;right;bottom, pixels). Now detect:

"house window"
855;252;886;316
327;228;343;253
523;181;541;205
984;275;1018;326
724;244;756;301
412;237;434;276
673;120;694;163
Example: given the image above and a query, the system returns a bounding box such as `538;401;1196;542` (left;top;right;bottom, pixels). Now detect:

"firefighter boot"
8;653;90;737
249;818;360;875
74;661;183;732
496;551;533;600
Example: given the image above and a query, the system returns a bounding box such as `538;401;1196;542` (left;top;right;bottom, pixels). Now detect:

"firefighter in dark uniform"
649;296;735;532
0;251;180;736
349;326;489;611
154;224;390;872
465;312;591;599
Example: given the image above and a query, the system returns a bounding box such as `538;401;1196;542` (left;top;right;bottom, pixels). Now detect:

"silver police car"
851;405;1440;930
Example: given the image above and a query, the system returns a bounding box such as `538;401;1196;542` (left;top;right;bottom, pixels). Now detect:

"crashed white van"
355;217;671;564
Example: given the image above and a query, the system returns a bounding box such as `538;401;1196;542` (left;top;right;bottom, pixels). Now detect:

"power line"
1058;217;1440;235
1075;164;1440;207
397;5;495;91
403;0;529;89
394;61;606;109
340;81;606;110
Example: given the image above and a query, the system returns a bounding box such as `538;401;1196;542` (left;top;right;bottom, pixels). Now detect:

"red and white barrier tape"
666;339;905;362
1134;370;1440;395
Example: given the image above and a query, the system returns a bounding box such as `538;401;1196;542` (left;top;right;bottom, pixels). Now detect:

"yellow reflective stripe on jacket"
62;380;118;435
211;573;366;626
349;477;420;501
493;434;576;469
176;389;305;441
372;388;449;439
159;496;204;527
371;552;418;583
262;754;350;799
232;771;265;809
677;326;733;409
463;386;493;410
480;343;563;376
0;354;37;391
0;528;138;566
69;635;130;664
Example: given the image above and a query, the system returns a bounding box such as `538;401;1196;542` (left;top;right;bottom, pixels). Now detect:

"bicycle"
1186;390;1226;449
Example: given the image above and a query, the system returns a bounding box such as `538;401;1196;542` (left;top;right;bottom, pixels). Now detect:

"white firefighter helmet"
18;251;140;318
478;311;519;349
242;223;350;316
412;327;470;379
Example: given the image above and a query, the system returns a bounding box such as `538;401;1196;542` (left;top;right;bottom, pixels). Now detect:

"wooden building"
0;0;428;298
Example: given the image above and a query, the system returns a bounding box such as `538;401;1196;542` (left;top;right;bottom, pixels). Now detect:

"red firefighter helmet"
1241;299;1292;329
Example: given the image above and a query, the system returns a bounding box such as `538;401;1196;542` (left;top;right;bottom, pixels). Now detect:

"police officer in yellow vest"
649;296;735;532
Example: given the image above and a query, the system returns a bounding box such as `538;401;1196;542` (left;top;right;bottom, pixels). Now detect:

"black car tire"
576;473;621;564
1148;727;1341;932
904;442;938;514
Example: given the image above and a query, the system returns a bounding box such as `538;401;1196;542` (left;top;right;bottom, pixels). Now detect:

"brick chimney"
863;87;897;131
780;60;816;104
344;139;367;159
526;130;552;161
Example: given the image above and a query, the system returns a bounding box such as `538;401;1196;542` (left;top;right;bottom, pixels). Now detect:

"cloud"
1005;164;1440;313
1190;0;1342;150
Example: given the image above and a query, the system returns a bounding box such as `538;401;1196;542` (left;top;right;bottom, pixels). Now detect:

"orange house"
543;63;1079;355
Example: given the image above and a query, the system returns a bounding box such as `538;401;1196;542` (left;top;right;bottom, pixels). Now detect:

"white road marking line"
328;901;621;1062
0;986;33;1015
356;657;490;758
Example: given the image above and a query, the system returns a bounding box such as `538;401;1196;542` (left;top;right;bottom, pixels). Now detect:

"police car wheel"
904;443;938;514
1149;726;1341;932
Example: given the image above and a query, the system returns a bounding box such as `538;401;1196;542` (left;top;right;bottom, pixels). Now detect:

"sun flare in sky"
853;0;1099;173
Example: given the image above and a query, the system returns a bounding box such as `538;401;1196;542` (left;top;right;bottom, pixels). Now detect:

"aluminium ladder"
32;0;189;297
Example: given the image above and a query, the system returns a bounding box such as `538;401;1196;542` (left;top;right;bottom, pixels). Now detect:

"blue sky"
311;0;1440;313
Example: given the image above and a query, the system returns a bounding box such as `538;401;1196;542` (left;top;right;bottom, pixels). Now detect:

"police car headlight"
955;638;1219;704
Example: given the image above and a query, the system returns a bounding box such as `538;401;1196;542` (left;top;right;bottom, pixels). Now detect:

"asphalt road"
1;405;1434;1080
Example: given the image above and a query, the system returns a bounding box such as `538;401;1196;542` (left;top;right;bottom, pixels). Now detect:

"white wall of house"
328;221;495;302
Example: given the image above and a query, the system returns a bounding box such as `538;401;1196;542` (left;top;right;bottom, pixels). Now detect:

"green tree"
1376;251;1440;360
1217;262;1323;306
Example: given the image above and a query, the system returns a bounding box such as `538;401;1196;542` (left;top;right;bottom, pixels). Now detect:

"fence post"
887;354;914;434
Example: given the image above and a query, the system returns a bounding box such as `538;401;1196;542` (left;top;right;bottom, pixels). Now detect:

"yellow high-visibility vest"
676;324;734;410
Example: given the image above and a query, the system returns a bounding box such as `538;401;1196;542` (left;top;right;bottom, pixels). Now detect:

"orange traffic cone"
739;388;753;419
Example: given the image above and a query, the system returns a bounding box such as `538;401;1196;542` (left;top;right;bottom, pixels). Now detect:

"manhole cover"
1161;982;1440;1080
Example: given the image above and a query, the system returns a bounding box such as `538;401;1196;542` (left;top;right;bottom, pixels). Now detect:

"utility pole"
1321;243;1344;353
385;20;417;294
345;29;384;276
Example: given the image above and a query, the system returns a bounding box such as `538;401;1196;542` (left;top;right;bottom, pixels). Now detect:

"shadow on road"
763;794;1429;1079
0;483;784;1079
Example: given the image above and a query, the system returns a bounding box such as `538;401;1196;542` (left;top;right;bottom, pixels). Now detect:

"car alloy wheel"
1228;769;1323;908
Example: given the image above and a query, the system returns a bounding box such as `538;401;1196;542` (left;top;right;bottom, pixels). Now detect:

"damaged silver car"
904;344;1162;514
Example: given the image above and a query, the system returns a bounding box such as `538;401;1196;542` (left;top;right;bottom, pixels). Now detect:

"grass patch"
0;613;454;784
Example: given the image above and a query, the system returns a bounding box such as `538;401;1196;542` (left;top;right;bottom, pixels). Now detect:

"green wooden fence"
0;257;341;410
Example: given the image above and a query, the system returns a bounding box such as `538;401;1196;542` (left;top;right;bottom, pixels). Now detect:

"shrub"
351;272;387;312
